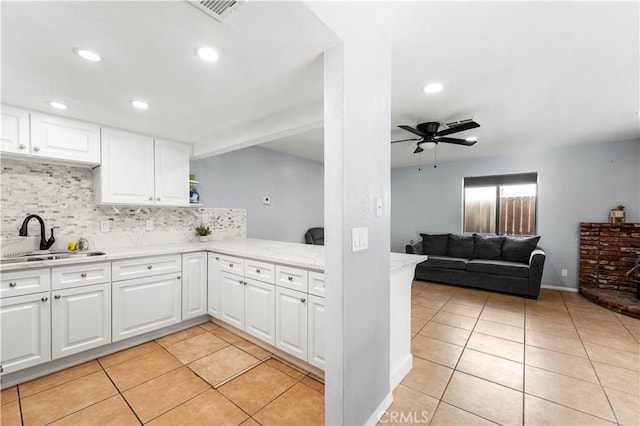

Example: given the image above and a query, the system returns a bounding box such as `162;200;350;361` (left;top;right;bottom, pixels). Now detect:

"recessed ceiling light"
465;136;478;142
422;82;443;94
130;100;149;110
194;46;219;62
48;101;68;110
73;48;102;62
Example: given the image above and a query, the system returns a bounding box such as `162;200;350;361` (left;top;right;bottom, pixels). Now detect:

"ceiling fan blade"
398;125;428;138
391;138;422;144
437;137;477;146
435;120;480;136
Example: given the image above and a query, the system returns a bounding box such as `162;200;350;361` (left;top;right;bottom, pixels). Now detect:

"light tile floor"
0;322;324;426
2;282;639;425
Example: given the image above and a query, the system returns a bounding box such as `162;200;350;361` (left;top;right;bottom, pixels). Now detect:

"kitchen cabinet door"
219;271;245;330
154;139;190;206
182;252;207;320
275;287;307;360
1;105;30;155
207;253;221;319
30;113;100;164
51;283;111;359
244;278;275;345
307;295;325;369
0;292;51;375
97;128;155;205
112;273;181;342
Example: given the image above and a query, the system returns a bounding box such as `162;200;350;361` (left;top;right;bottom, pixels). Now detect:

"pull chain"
434;144;438;168
418;151;422;171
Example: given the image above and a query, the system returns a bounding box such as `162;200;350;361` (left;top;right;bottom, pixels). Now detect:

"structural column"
306;3;392;424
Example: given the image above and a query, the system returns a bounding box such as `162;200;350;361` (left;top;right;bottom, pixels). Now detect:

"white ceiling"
2;1;639;168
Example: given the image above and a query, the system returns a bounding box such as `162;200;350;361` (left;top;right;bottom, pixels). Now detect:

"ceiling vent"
188;0;243;22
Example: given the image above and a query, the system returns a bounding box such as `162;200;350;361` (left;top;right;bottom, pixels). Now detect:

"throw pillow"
473;234;505;260
420;233;450;256
447;234;474;258
502;236;541;263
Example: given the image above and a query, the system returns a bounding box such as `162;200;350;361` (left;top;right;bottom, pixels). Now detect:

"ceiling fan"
391;120;480;153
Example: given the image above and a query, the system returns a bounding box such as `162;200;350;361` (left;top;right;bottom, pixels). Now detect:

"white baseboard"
390;354;413;389
541;284;578;292
365;391;394;426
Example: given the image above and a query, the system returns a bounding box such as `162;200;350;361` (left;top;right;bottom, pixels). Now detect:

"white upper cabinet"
1;105;30;155
96;128;189;206
154;139;190;206
30;113;101;164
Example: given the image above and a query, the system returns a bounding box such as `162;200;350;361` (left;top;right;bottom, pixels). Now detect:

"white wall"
190;146;323;243
391;139;640;289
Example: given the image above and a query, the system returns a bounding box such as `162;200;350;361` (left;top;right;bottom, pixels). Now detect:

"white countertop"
0;237;426;272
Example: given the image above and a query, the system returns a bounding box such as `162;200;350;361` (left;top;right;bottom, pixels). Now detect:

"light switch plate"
145;220;153;231
100;220;109;233
352;227;368;252
376;198;383;217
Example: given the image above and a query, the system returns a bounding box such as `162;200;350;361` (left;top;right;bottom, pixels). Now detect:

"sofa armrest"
528;247;546;294
406;241;424;255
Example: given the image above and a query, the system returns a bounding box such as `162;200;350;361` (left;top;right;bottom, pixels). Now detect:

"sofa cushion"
419;256;468;270
467;259;530;278
473;234;505;260
502;236;541;263
420;233;450;256
448;234;474;259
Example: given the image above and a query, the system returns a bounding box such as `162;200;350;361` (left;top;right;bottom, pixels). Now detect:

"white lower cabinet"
307;295;325;369
0;292;51;374
275;287;308;360
207;254;221;319
182;252;207;320
112;274;182;342
244;279;275;345
51;283;111;359
219;271;246;330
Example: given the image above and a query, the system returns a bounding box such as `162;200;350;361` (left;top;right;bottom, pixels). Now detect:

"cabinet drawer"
308;271;325;298
275;265;308;293
244;259;275;284
1;269;50;298
219;255;244;276
52;262;111;290
112;254;181;281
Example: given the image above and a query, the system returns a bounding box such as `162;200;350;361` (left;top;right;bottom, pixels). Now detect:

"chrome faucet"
19;214;55;250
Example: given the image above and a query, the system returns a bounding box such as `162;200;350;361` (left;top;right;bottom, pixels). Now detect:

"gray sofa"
406;233;545;298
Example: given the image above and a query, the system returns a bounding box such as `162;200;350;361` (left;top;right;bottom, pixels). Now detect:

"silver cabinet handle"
33;146;40;152
8;282;16;287
256;269;261;273
18;143;26;150
288;276;293;281
177;276;181;280
229;264;234;268
238;279;243;284
54;295;61;299
149;196;153;201
41;297;48;302
80;272;87;278
215;257;219;260
300;298;306;303
157;197;161;201
147;265;153;270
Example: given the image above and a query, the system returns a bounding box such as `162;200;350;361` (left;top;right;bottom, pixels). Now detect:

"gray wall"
190;145;323;243
391;139;640;289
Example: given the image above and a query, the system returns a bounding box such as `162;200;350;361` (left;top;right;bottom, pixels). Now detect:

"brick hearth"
579;222;640;318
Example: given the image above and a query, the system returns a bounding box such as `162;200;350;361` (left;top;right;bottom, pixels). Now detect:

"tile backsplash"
0;159;246;250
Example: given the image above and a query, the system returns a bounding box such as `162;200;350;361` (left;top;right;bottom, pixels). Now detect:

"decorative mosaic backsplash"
0;159;246;249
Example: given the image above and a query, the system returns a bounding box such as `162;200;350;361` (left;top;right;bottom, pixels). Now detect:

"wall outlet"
145;220;153;231
262;196;271;205
561;269;568;277
352;227;368;252
100;220;109;233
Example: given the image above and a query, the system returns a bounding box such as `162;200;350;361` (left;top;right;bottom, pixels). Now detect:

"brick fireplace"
579;222;640;318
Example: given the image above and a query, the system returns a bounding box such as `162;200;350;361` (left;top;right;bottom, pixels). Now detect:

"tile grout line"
99;356;144;426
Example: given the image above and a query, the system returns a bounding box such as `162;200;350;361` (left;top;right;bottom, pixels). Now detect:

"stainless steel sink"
1;251;106;264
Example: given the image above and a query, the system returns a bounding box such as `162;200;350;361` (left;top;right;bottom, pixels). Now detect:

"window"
463;173;538;236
